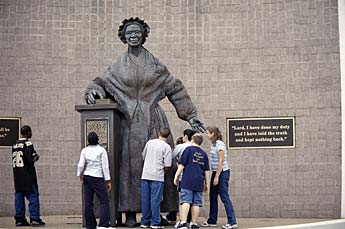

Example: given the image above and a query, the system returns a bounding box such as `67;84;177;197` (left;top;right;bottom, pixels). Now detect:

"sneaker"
98;227;116;229
15;218;30;227
151;226;164;229
165;213;177;222
30;218;46;226
159;215;170;226
140;225;150;228
191;224;200;229
174;221;181;228
221;224;238;229
177;222;188;229
201;222;217;227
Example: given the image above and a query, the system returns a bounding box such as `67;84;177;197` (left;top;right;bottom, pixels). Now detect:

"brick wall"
0;0;341;218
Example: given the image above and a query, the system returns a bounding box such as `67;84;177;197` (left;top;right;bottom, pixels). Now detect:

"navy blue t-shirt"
180;146;210;192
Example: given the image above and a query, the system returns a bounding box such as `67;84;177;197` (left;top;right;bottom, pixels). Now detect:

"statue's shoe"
124;221;140;228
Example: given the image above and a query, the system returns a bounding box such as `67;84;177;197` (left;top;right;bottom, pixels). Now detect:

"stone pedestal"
75;104;122;227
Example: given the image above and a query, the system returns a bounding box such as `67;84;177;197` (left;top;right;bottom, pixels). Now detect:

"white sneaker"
175;221;181;228
97;227;116;229
221;224;237;229
201;222;217;227
151;226;164;229
177;222;189;229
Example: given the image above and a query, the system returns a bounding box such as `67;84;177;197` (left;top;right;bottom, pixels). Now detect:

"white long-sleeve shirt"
77;145;111;181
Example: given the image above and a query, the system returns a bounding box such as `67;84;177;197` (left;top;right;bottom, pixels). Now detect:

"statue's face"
125;24;143;47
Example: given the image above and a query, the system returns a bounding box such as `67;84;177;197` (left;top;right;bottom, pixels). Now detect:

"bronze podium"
75;103;122;227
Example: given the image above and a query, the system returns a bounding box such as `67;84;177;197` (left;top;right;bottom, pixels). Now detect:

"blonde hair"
192;133;203;146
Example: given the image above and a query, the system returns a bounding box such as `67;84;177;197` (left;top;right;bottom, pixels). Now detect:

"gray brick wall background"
0;0;341;218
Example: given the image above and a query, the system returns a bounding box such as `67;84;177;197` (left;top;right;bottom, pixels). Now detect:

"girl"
202;126;237;229
77;132;113;229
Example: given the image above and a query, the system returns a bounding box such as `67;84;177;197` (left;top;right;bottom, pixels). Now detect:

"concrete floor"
0;215;333;229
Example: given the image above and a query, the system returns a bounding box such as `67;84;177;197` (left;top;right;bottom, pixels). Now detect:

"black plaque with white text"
227;117;295;149
0;117;21;148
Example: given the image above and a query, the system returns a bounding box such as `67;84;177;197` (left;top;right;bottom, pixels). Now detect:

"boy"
161;130;196;227
173;134;210;229
12;125;45;226
172;129;196;160
168;129;195;227
141;128;172;229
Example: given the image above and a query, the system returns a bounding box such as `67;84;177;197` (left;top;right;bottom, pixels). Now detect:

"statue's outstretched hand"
86;89;105;104
188;117;206;133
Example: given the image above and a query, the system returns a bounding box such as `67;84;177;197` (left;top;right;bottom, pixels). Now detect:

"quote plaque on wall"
227;117;295;149
0;117;21;148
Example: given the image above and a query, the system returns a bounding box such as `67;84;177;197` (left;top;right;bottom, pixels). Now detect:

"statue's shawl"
85;48;198;211
91;49;197;126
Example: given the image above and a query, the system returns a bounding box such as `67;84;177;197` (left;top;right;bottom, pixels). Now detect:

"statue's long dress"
86;48;198;212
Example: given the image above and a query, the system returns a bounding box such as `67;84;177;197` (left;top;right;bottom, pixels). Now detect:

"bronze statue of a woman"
85;17;205;227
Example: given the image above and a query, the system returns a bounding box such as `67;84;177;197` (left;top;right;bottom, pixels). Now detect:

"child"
176;136;184;145
172;129;196;160
77;132;113;229
160;135;184;226
141;128;172;229
12;125;45;226
174;134;210;229
201;126;237;229
162;129;196;226
170;129;195;227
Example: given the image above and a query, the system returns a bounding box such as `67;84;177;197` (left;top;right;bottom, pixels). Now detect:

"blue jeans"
14;184;40;220
207;170;237;225
141;179;164;226
83;175;110;229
